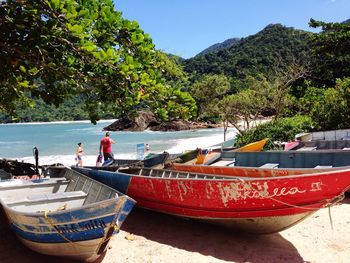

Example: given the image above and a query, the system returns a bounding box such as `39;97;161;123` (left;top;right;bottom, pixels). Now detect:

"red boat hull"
126;171;347;213
74;167;350;233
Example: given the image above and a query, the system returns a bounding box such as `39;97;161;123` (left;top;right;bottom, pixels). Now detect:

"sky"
115;0;350;59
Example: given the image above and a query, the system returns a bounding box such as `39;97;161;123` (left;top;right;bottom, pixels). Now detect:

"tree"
235;115;314;149
191;74;230;121
299;77;350;130
0;0;195;123
309;19;350;86
217;87;267;138
264;53;311;119
216;95;240;141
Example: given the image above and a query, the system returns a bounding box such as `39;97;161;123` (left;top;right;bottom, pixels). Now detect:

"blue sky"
115;0;350;58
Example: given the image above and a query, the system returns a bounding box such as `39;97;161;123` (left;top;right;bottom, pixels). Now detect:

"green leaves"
67;24;83;34
0;0;198;124
48;0;61;10
235;116;315;149
309;19;350;86
299;77;350;130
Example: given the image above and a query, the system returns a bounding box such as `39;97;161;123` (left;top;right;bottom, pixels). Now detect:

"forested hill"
183;24;311;78
195;37;241;57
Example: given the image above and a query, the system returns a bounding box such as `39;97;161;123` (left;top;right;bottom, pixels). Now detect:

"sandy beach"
0;197;349;263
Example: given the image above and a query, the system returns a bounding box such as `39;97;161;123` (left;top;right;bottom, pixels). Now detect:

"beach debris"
56;204;67;211
125;233;135;241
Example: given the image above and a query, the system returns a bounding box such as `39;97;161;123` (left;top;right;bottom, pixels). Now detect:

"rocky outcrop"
103;111;160;131
103;111;221;132
150;120;220;131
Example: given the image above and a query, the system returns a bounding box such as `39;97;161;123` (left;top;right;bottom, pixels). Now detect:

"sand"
0;197;349;263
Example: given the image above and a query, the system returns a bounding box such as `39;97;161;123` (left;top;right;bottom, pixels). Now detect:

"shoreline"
0;197;349;263
0;119;117;126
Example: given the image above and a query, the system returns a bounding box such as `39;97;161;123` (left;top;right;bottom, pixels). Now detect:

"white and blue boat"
0;167;136;262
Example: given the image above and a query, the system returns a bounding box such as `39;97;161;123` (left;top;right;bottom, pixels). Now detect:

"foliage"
0;0;195;123
155;51;188;83
157;84;197;121
309;19;350;87
191;74;230;120
298;77;350;130
235;116;315;149
2;2;349;134
0;95;116;122
221;90;265;132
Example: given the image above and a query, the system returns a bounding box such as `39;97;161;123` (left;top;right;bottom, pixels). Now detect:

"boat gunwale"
87;166;350;182
171;163;348;174
0;191;127;217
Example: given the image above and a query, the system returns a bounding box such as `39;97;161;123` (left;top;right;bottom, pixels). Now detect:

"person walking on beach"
99;132;115;162
75;142;85;166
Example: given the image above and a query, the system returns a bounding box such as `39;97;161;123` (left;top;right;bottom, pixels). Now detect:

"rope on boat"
263;193;344;211
234;176;345;211
43;211;118;248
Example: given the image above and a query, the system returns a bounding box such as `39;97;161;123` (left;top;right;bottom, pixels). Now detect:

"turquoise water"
0;121;236;165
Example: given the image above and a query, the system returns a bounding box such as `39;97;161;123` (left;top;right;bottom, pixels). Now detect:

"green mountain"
195;37;241;57
184;24;311;79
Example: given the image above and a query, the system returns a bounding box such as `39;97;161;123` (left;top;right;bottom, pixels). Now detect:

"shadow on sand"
121;207;305;263
0;209;80;263
3;198;349;263
0;206;303;263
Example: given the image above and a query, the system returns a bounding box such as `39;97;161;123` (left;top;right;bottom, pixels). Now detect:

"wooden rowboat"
0;167;135;262
171;138;268;166
169;150;350;177
285;140;350;151
234;138;268;152
86;152;170;169
72;166;350;234
296;128;350;141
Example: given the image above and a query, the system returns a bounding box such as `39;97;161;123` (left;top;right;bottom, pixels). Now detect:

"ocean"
0;120;237;166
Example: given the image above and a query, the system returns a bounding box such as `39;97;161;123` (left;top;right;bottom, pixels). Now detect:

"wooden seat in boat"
210;160;235;167
260;163;279;169
296;147;317;151
5;191;87;205
314;165;333;169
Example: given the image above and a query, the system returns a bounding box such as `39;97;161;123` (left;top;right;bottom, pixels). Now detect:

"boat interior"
0;168;118;213
288;140;350;151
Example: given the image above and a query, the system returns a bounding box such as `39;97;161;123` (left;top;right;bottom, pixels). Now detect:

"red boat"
73;166;350;234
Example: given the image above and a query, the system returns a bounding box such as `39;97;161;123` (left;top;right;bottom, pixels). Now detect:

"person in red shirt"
99;132;116;162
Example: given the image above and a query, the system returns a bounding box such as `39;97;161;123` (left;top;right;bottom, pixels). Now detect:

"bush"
235;115;315;149
299;78;350;130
